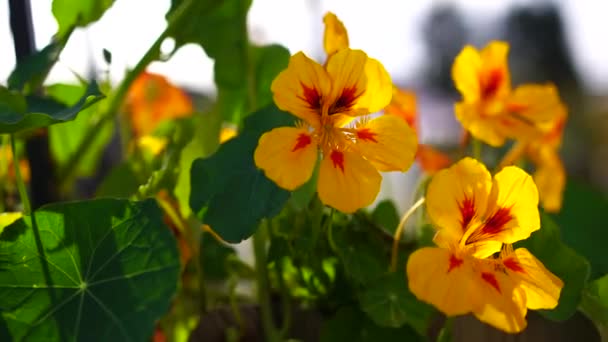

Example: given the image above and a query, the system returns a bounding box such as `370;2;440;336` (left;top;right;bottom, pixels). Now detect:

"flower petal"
317;149;381;213
455;102;507;147
502;84;567;141
254;127;318;190
323;12;349;56
472;259;528;334
353;115;417;172
407;247;477;315
324;49;368;116
452;45;483;103
502;248;563;310
478;41;511;101
354;57;393;114
427;157;492;247
384;87;417;129
531;147;565;212
271;52;331;126
416;144;452;174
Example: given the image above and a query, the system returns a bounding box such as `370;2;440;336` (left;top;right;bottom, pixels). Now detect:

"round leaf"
0;198;180;341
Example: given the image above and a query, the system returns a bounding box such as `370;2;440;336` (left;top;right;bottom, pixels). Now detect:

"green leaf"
95;162;141;198
52;0;115;37
371;200;400;234
0;198;180;341
48;83;113;178
0;83;105;134
359;272;434;335
516;214;590;321
174;113;222;218
553;180;608;280
189;105;293;243
580;274;608;339
320;306;423;342
251;44;290;104
8;37;69;92
332;221;386;285
102;48;112;65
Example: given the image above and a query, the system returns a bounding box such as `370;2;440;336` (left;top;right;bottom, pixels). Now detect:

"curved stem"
390;197;425;272
10;134;30;215
495;141;526;172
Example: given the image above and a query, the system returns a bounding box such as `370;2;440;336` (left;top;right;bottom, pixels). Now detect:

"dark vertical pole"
9;0;59;208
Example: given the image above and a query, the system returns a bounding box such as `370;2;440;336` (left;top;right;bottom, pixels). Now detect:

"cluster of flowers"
254;12;566;333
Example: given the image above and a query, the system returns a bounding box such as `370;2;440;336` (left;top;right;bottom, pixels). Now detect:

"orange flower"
384;87;451;174
126;71;193;137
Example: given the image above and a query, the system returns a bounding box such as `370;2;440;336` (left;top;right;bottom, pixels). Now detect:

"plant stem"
390;197;426;272
56;0;194;186
472;138;482;161
252;221;280;342
10;134;30;215
495;141;526;172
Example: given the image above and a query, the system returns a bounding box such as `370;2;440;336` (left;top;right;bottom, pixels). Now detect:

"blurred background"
2;1;607;340
3;0;608;210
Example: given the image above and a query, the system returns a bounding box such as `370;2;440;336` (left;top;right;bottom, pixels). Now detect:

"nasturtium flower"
384;87;451;174
254;49;417;213
407;158;562;333
323;12;349;56
126;71;193;137
452;41;561;146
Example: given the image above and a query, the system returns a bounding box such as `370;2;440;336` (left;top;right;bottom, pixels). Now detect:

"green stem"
10;135;30;215
56;0;194;186
325;208;337;253
390;197;426;272
437;317;453;342
253;221;280;342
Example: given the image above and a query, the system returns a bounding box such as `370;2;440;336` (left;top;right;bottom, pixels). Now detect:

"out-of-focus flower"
136;136;168;156
407;158;562;333
126;71;193;137
0;146;30;183
452;41;561;146
219;126;238;144
255;49;417;213
385;87;451;174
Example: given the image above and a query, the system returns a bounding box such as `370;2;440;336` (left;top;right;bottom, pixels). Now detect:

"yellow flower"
254;49;417;213
323;12;349;56
452;41;561;146
407;158;562;333
384;87;451;174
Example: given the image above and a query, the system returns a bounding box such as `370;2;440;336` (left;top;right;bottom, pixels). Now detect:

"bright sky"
1;0;608;94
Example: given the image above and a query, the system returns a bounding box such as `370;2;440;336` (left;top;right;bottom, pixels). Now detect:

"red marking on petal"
330;150;345;173
356;128;378;143
329;86;360;114
481;69;503;100
459;197;475;231
300;83;321;110
506;102;529;113
481;272;501;293
292;133;312;152
447;254;463;273
481;207;512;235
504;258;526;274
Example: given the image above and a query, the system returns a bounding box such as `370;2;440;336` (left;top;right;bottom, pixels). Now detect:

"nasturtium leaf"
332;222;386;285
95;162;141;198
0;82;104;134
48;83;113;178
0;198;180;341
199;231;236;281
52;0;115;37
553;180;608;280
359;272;435;335
580;274;608;337
8;36;69;92
189;105;293;243
251;44;290;104
516;214;590;321
320;306;423;342
166;0;251;87
371;200;400;234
